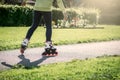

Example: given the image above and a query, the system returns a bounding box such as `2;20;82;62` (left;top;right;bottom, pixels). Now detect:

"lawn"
0;25;120;80
0;25;120;51
0;56;120;80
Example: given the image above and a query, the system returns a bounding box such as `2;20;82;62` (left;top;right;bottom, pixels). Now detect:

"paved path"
0;41;120;71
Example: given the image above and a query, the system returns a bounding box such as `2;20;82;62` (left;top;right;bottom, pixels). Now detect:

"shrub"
66;8;100;24
58;8;100;28
0;5;100;27
0;5;64;26
0;5;33;26
52;9;64;25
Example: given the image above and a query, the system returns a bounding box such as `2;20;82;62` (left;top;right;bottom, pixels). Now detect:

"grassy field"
0;56;120;80
0;25;120;51
0;25;120;80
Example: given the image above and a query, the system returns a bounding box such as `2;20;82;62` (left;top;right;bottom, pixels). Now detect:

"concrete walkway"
0;40;120;71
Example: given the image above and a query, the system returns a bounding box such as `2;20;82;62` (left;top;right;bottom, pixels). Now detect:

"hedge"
0;5;100;26
0;5;64;26
0;5;33;26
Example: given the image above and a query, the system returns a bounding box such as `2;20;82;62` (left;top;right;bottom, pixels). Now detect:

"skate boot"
42;41;58;56
20;39;29;54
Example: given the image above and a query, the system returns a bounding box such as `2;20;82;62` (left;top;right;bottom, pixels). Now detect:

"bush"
0;5;64;26
52;9;64;25
0;5;33;26
0;5;100;26
58;8;100;28
66;8;100;24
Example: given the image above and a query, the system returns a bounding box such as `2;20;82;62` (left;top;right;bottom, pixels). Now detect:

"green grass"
0;25;120;51
0;56;120;80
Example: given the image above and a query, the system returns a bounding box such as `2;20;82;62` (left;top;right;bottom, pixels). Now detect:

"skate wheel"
46;54;50;56
51;52;58;57
54;52;58;56
50;54;53;56
20;48;24;54
42;52;58;57
42;52;47;56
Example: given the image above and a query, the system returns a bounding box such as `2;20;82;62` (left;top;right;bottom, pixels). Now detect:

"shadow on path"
1;54;52;69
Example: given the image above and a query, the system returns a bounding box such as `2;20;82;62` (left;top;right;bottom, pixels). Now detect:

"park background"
0;0;120;80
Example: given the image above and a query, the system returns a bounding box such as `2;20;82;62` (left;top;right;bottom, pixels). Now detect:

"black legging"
25;10;52;41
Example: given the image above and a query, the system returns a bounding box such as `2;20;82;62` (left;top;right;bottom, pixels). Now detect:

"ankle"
24;38;29;42
22;38;29;45
45;41;52;48
46;41;52;44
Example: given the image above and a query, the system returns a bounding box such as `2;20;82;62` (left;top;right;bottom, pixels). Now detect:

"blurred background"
0;0;120;26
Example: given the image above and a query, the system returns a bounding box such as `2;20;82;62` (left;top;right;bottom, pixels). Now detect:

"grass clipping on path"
0;56;120;80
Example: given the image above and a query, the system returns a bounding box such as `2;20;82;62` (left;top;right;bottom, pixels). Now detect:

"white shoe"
21;39;29;47
20;39;29;54
45;41;56;49
45;41;52;48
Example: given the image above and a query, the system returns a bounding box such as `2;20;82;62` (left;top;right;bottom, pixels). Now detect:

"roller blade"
42;52;58;57
20;45;27;54
42;48;58;57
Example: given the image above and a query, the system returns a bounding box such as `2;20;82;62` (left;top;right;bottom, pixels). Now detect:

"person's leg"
42;12;58;56
43;12;52;42
43;12;56;49
25;10;42;40
20;10;42;53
